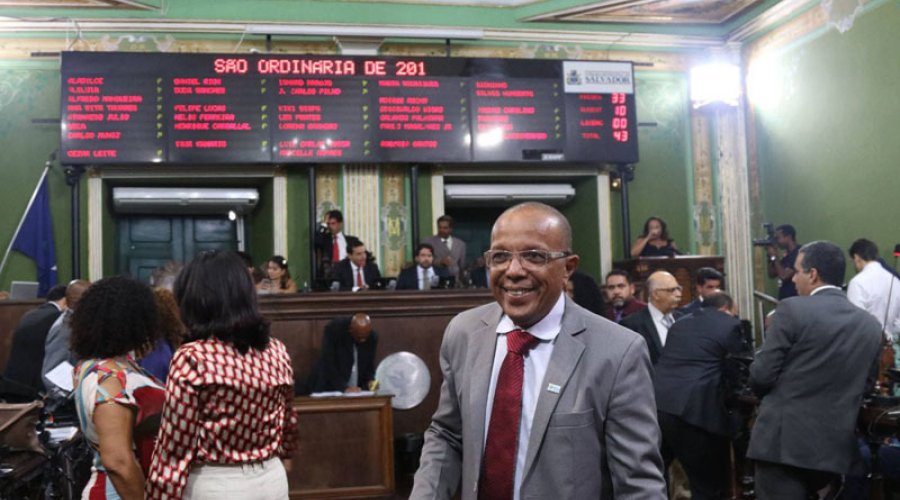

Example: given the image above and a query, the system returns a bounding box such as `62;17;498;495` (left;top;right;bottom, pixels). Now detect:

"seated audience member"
469;257;489;288
42;279;91;391
138;288;188;384
236;251;264;285
677;267;724;317
3;284;66;397
310;313;378;393
258;255;297;294
848;238;900;339
655;292;749;500
397;243;449;290
147;250;296;499
335;240;382;291
71;276;165;499
621;271;682;365
631;216;679;258
602;269;646;323
565;271;604;316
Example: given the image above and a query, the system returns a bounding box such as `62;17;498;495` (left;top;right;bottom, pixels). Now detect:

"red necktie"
332;235;340;263
479;329;539;500
356;267;364;288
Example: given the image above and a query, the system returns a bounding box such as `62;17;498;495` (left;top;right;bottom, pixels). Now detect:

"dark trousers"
754;460;837;500
658;411;730;500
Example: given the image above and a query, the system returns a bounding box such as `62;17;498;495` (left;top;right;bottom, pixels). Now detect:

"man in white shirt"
334;240;381;291
848;238;900;339
397;243;450;290
314;209;361;279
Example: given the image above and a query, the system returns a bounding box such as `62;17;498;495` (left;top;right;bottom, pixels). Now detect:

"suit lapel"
467;304;502;478
644;311;663;354
522;300;586;481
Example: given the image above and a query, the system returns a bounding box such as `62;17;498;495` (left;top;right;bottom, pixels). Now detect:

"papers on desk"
310;391;375;398
45;361;75;392
46;426;78;444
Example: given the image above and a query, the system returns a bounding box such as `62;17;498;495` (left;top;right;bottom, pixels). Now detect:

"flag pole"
0;165;51;279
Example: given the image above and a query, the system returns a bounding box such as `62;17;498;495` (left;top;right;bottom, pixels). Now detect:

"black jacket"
396;265;449;290
333;259;382;291
310;316;379;392
3;302;62;396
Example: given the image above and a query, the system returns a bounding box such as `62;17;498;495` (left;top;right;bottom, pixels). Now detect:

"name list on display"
59;53;638;165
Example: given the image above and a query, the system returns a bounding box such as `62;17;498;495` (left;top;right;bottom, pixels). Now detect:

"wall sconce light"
690;63;741;109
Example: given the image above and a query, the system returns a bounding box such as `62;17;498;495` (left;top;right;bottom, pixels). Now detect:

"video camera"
752;222;776;247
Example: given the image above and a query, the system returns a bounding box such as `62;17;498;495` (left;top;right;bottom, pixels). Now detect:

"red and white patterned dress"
146;337;297;499
73;355;166;499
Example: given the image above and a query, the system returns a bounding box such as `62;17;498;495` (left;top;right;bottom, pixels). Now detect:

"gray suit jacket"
411;297;666;500
747;288;883;474
424;235;467;281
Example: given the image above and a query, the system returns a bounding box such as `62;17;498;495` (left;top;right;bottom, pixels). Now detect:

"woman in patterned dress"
147;250;297;500
71;276;166;500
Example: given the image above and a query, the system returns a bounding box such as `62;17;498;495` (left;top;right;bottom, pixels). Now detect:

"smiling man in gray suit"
411;202;666;500
749;240;882;498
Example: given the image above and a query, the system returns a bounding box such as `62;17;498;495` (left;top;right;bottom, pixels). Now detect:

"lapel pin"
547;383;561;394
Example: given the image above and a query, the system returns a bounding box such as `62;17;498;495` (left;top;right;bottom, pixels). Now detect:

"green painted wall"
610;71;693;263
751;1;900;283
0;62;74;290
560;176;601;280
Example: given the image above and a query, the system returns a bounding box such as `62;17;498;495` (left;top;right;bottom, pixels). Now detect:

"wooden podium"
614;256;725;305
289;394;395;498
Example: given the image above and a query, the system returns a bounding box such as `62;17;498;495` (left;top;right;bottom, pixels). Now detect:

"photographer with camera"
762;224;800;299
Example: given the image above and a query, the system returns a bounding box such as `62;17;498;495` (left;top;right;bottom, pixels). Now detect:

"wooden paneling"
261;289;493;437
289;395;394;498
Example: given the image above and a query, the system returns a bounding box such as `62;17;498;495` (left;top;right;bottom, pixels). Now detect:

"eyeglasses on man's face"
484;249;571;269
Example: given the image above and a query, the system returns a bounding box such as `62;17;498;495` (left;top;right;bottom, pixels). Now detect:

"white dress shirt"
848;262;900;338
418;265;435;290
485;293;564;500
334;232;348;261
648;302;674;346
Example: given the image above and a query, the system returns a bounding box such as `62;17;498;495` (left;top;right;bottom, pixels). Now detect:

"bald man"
310;312;379;393
621;271;683;365
412;202;665;499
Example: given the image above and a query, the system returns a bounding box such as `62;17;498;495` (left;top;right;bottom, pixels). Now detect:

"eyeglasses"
656;286;683;293
484;249;571;269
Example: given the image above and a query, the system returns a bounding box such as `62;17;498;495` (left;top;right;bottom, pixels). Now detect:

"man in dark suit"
655;291;749;500
423;215;467;283
412;202;665;499
676;267;724;318
397;243;450;290
313;209;361;279
621;270;683;365
749;240;882;498
602;269;647;323
334;240;381;291
310;313;379;393
3;284;67;397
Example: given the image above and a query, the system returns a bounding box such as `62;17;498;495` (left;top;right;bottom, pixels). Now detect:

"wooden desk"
290;395;394;499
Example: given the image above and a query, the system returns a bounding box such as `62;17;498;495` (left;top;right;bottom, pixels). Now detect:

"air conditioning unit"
444;184;575;206
112;187;259;215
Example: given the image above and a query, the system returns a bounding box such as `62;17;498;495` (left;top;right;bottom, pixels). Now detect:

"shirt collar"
811;284;841;295
648;302;666;322
496;292;565;341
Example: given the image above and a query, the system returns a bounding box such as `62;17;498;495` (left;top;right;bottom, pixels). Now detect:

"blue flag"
12;175;58;296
